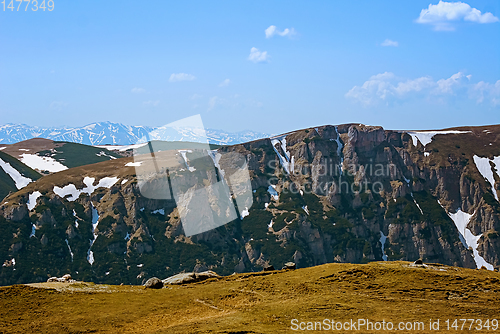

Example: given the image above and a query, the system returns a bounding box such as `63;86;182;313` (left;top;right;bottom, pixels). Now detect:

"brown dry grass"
0;138;61;160
1;261;499;333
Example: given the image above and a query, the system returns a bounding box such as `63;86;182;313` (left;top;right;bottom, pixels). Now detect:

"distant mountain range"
0;122;270;146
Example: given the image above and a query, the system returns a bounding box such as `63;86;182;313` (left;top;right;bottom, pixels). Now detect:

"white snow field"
473;155;499;201
27;191;42;210
270;135;294;174
0;157;32;189
53;176;119;202
446;208;494;270
20;153;68;173
407;130;471;147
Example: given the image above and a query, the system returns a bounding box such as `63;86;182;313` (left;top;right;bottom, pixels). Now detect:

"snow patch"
410;193;423;215
473;155;499;201
379;231;388;261
20;153;68;172
270;135;293;174
302;205;309;215
65;239;74;262
72;209;80;228
151;209;165;215
96;151;116;159
424;152;430;157
445;207;494;270
87;250;94;265
94;143;148;151
125;161;142;167
208;150;224;178
87;202;100;266
0;157;32;189
30;224;36;238
121;179;128;185
267;185;279;201
407;130;471;147
53;176;119;201
27;191;42;211
240;207;249;219
334;126;344;175
178;150;196;172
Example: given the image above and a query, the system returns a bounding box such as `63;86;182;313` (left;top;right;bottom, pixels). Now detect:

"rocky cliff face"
1;124;499;285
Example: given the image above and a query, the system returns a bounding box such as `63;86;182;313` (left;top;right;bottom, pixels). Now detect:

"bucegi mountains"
0;122;270;146
0;122;499;286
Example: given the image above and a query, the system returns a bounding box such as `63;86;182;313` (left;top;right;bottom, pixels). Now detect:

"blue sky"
1;0;499;134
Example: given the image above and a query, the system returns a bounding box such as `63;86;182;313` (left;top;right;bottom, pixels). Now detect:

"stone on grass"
162;273;197;285
144;277;164;289
282;262;296;270
195;270;219;280
162;271;220;285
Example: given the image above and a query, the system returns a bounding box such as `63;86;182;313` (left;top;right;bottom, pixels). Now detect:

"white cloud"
395;76;435;95
346;71;498;106
190;94;203;100
131;87;146;93
169;73;196;82
471;80;500;106
381;39;399;47
248;47;270;63
265;25;296;38
219;79;231;87
49;101;68;110
416;1;499;31
143;100;160;107
434;71;466;94
208;96;218;111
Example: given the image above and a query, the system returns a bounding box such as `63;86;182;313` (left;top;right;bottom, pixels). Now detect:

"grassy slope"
0;167;16;201
37;142;123;169
1;261;499;333
37;141;222;169
0;151;42;201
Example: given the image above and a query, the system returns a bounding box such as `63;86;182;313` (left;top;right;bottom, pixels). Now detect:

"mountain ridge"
0;122;499;286
0;122;270;146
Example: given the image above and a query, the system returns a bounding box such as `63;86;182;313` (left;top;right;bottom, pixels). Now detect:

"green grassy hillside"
37;142;123;169
0;151;41;201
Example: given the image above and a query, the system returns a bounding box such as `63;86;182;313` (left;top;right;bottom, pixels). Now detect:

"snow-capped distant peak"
0;122;270;146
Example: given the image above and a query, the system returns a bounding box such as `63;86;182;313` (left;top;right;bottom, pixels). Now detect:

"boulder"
195;270;219;280
282;262;296;270
162;273;197;285
413;259;423;265
47;274;74;283
263;264;275;271
144;277;164;289
162;271;220;285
